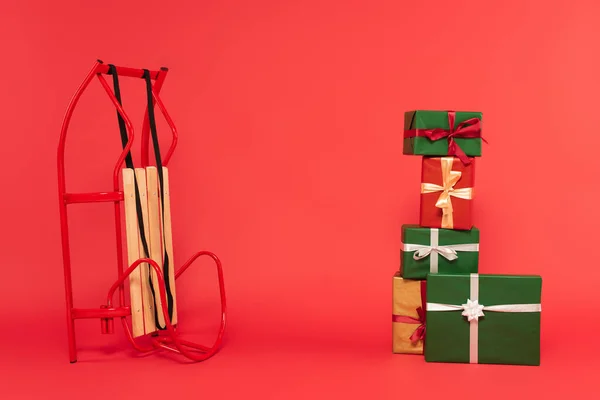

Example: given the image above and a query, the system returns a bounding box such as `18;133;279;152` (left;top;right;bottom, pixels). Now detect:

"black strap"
108;65;134;170
107;65;174;330
142;68;175;325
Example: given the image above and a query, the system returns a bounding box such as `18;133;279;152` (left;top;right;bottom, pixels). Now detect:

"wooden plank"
134;168;157;335
122;169;153;337
161;167;178;325
145;167;167;328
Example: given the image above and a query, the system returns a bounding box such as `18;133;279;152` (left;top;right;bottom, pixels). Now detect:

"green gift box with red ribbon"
424;273;542;366
403;110;484;164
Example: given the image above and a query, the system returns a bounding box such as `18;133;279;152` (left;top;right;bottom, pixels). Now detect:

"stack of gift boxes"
392;110;543;366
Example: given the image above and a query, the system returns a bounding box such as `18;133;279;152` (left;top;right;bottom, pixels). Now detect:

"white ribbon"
427;303;542;314
427;273;541;364
402;228;479;273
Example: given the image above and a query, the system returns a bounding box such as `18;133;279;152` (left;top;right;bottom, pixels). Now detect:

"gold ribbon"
421;157;473;229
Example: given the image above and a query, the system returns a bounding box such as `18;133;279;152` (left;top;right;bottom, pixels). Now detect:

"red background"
2;0;599;398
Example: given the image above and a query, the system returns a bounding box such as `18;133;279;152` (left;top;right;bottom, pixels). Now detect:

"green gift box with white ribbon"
400;224;479;279
425;273;542;366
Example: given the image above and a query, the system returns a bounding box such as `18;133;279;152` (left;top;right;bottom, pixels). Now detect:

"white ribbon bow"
404;243;479;261
420;157;474;229
402;228;479;273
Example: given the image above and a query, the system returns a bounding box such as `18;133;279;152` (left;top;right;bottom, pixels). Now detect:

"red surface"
1;0;600;398
420;156;474;230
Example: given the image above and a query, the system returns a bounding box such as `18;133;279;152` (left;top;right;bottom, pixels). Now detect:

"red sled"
57;60;227;363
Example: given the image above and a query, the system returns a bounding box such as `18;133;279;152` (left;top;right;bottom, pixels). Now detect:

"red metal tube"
63;192;124;204
151;90;179;166
95;73;138;308
154;337;211;353
106;317;115;334
94;74;136;190
96;305;122;334
167;251;227;361
57;60;140;362
72;307;131;319
95;63;162;80
57;60;103;363
107;253;227;362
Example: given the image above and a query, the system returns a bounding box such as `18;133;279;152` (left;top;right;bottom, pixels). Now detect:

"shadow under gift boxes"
420;156;475;231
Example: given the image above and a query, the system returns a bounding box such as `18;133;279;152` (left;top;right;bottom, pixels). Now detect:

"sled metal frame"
57;59;226;363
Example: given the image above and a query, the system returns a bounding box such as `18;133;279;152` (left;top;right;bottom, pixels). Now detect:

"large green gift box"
425;273;542;366
403;110;483;159
400;224;479;280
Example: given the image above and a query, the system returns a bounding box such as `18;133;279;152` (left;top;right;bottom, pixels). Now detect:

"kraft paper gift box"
424;273;542;366
392;272;426;354
400;224;479;279
403;110;483;164
420;156;475;230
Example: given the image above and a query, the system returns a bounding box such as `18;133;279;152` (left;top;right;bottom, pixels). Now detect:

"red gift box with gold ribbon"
420;156;474;230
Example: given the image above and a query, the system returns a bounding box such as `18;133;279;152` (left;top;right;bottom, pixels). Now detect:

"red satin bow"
405;111;486;165
392;307;426;343
392;280;427;343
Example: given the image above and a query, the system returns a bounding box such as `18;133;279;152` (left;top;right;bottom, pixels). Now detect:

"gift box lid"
426;273;542;306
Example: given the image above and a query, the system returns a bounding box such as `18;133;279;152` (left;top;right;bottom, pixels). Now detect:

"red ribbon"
404;111;486;165
392;280;427;343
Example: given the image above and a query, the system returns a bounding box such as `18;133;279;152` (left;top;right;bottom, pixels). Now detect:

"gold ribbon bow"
421;157;473;229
